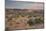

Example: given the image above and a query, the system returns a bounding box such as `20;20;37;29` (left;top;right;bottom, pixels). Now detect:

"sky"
5;0;44;9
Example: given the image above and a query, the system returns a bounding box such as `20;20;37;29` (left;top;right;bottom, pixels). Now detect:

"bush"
27;17;44;26
35;17;44;24
27;19;34;26
35;18;41;24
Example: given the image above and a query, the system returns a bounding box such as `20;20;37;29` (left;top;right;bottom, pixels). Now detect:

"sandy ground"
27;23;44;29
8;23;44;31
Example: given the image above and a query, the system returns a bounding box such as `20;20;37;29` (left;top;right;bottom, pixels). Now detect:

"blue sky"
5;0;43;9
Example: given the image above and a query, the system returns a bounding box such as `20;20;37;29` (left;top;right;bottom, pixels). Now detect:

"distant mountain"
6;9;43;13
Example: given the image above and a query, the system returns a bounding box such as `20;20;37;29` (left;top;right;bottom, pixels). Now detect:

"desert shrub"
27;17;44;26
35;17;44;24
27;19;34;26
21;14;25;17
15;15;19;19
28;15;31;18
35;18;41;24
40;17;44;23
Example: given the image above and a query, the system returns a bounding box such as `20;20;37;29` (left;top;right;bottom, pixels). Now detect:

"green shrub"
27;19;34;26
35;17;44;24
27;17;44;26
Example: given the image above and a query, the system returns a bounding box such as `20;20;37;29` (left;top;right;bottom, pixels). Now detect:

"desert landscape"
5;1;44;31
5;9;44;30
